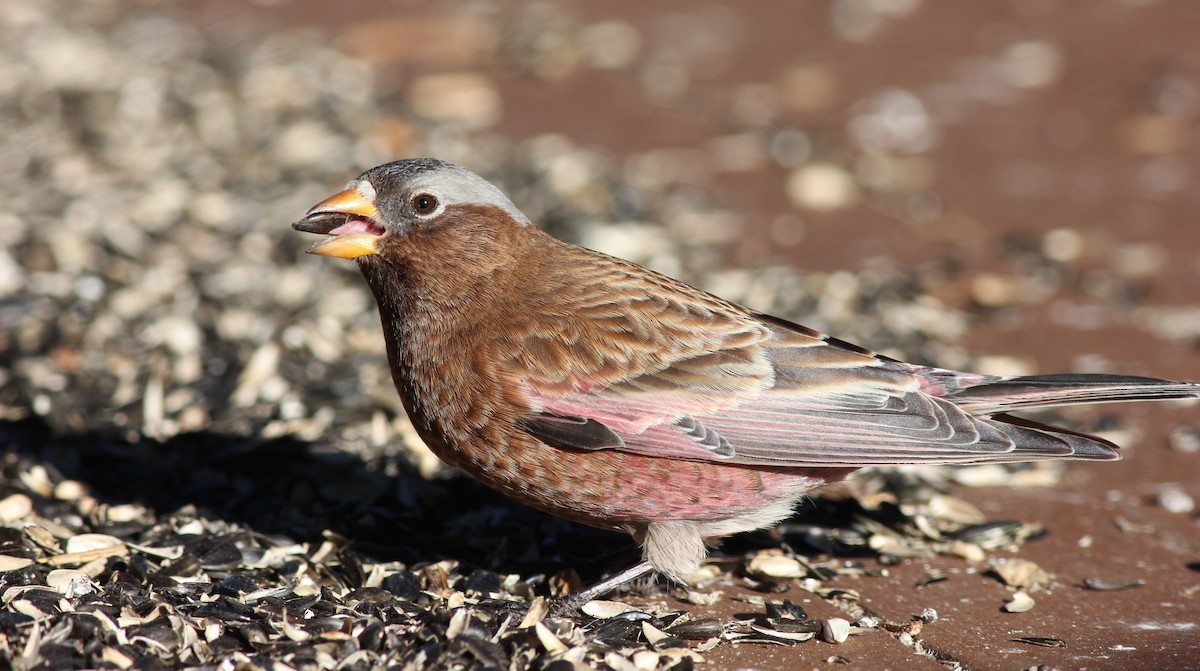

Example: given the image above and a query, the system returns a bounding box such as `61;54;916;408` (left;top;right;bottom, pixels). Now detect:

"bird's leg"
552;560;657;615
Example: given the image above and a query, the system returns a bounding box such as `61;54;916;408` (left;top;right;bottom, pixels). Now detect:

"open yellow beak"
308;231;380;259
292;188;383;259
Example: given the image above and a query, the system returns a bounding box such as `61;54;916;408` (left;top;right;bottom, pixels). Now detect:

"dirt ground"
3;1;1199;669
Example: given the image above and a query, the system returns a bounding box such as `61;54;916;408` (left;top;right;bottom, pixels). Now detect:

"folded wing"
518;308;1128;466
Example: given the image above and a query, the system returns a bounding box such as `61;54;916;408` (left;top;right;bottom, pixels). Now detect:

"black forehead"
359;158;454;188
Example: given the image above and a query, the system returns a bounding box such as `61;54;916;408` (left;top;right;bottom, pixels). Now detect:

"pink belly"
444;433;852;531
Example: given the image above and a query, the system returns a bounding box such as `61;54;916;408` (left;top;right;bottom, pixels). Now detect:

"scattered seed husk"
0;555;35;572
0;494;33;522
102;646;135;669
666;617;725;640
640;620;670;645
765;598;809;621
45;569;94;596
727;632;798;646
1114;516;1156;534
856;615;881;629
64;534;124;554
581;599;641;619
927;494;987;524
882;618;925;637
751;623;818;642
914;574;948;588
659;647;704;664
1012;635;1066;648
44;543;130;567
1082;577;1146;591
954;521;1044;550
946;539;987;562
989;558;1051;590
746;550;808;579
821;618;852;644
1003;590;1036;613
24;525;63;554
868;532;925;557
535;621;570;654
519;596;551;627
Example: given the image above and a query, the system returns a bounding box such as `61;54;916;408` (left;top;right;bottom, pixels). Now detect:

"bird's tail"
945;374;1200;415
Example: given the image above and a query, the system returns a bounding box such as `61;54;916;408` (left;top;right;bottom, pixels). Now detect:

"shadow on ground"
0;417;644;584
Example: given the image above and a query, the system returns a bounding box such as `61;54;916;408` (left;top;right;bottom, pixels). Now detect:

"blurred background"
1;0;1198;667
4;0;1200;439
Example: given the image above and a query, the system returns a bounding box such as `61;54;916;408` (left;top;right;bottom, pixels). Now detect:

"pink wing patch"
518;335;1093;466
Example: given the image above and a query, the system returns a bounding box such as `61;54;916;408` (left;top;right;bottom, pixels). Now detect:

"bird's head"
292;158;532;260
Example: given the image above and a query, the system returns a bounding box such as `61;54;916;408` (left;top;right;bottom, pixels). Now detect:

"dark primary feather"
519;412;625;451
945;374;1200;413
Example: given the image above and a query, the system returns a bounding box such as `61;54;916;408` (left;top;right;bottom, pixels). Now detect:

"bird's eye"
412;194;439;215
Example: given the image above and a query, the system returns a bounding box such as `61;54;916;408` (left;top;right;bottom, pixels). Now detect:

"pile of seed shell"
1;1;1079;669
0;441;979;667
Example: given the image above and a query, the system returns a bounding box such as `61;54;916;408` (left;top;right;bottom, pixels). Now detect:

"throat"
358;259;477;362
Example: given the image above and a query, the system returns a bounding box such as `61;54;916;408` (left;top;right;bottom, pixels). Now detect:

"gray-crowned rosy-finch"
294;158;1198;598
